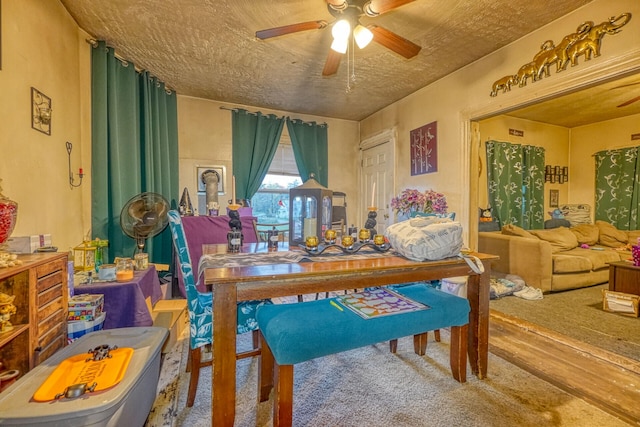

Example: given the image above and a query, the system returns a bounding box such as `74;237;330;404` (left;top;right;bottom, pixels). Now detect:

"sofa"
478;221;640;293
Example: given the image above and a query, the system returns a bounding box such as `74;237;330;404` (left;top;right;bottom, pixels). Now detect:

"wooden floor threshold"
489;309;640;425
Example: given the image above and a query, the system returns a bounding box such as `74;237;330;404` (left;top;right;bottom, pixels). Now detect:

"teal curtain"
286;117;329;187
231;109;284;200
91;41;178;264
485;140;545;229
594;147;640;230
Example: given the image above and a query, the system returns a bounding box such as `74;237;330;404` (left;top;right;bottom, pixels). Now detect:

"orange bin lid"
33;347;133;402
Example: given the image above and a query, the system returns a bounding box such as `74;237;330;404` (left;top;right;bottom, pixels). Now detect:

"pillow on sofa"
529;227;579;253
596;220;628;247
502;224;535;239
570;224;599;246
627;230;640;245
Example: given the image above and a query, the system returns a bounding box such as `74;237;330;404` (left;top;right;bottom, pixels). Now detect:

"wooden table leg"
212;283;238;427
466;263;490;379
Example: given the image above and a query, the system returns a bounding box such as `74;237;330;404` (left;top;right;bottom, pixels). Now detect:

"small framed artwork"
549;189;559;208
196;165;226;194
410;121;437;176
31;87;52;135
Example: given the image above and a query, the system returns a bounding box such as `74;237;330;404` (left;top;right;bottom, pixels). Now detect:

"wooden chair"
167;210;271;407
253;221;289;243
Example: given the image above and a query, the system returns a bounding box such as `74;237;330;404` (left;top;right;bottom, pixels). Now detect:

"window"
250;133;301;223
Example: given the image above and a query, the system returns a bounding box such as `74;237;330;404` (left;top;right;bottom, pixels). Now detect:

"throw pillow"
627;230;640;245
596;220;628;247
570;224;599;245
529;227;579;253
501;224;535;239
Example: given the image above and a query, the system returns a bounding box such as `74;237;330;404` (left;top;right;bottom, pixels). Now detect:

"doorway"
359;129;396;235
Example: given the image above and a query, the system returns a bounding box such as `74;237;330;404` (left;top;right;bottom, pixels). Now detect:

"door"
361;138;394;235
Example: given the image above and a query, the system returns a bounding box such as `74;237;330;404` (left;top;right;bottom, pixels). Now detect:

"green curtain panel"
485;140;545;229
286;118;329;187
594;147;640;230
91;41;178;264
231;109;284;200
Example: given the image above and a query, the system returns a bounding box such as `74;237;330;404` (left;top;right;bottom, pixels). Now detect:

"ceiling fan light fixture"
354;25;373;49
331;37;349;54
331;19;351;41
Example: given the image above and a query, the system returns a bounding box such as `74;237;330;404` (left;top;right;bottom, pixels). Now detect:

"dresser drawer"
35;334;66;365
37;297;64;324
35;258;65;279
38;282;64;308
37;269;64;294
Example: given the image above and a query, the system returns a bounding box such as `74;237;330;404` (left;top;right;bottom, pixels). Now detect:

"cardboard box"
67;311;106;343
6;234;52;254
602;290;640;317
152;299;188;353
68;293;104;321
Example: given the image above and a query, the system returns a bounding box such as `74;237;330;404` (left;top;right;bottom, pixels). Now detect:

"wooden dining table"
201;242;498;426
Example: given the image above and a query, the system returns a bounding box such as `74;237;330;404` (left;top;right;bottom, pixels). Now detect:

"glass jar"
116;258;134;282
0;180;18;247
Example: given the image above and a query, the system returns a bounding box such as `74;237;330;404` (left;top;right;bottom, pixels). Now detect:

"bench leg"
413;332;428;356
389;339;398;353
450;324;468;383
258;331;274;402
434;329;441;342
273;363;294;427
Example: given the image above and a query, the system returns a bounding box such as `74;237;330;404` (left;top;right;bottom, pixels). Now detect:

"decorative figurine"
0;293;16;332
364;208;377;236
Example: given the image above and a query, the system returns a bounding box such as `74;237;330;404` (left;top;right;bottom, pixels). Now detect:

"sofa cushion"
502;224;535;239
552;253;592;273
570;224;600;246
529;227;579;253
596;220;628;247
627;230;640;245
555;247;622;272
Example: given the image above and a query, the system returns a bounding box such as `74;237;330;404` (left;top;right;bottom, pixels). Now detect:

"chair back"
168;210;212;349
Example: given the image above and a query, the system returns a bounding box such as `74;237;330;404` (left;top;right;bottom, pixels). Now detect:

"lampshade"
331;37;348;54
353;25;373;49
331;19;350;41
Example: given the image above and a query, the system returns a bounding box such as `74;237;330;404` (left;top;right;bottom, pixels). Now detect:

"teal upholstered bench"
256;284;470;426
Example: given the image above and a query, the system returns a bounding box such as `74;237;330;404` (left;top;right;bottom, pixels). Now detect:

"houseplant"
391;189;448;219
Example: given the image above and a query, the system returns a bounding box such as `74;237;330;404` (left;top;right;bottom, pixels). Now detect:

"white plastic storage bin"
441;276;468;297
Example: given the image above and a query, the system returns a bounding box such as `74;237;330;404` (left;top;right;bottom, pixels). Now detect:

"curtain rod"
85;38;174;94
220;106;327;126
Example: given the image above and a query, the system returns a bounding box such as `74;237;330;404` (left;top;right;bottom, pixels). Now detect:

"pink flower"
391;189;448;215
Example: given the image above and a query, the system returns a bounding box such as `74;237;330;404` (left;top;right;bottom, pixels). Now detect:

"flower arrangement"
391;188;448;216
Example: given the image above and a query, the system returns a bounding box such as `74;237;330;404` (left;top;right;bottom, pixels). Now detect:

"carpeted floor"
490;283;640;362
146;327;628;427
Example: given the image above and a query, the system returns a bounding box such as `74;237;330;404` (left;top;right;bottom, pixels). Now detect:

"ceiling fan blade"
256;20;328;40
363;0;416;17
368;25;421;59
617;95;640;108
322;49;343;76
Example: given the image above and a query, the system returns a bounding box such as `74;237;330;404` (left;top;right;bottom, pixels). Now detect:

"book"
335;287;429;319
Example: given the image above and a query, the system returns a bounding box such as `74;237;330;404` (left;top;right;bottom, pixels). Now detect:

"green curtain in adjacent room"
91;41;178;264
485;140;545;229
231;109;284;200
594;147;640;230
286;117;329;187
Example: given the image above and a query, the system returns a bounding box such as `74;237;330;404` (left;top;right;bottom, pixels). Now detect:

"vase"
632;245;640;267
0;181;18;247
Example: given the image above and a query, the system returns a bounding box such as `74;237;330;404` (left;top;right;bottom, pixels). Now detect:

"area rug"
146;329;627;427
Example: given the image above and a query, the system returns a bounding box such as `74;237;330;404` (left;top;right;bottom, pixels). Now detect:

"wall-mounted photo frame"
196;165;226;194
31;87;52;135
410;121;438;176
549;189;559;208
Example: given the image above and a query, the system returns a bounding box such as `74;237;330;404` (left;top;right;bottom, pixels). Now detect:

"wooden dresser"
0;253;68;379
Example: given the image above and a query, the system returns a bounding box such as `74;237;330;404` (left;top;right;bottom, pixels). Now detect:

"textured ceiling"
60;0;609;122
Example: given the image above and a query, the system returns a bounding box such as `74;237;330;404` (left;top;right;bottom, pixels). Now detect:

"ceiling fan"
255;0;421;76
611;80;640;107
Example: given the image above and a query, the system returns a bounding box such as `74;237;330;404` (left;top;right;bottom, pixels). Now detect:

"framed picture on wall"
196;165;226;194
549;189;559;208
410;121;437;176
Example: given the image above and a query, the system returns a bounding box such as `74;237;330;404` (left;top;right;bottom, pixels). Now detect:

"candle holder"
227;204;243;252
363;207;377;237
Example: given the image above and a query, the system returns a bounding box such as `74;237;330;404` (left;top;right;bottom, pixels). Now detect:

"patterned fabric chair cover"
167;210;270;350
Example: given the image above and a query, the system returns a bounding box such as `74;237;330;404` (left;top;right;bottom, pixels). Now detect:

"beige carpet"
146;328;628;427
490;283;640;362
